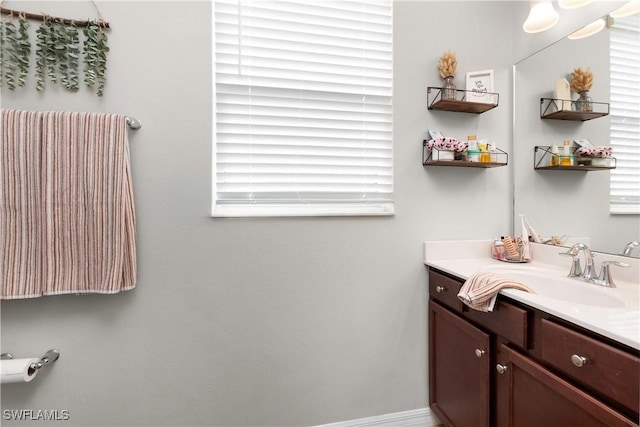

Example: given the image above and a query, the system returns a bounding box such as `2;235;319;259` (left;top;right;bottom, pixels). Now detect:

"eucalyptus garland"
83;20;109;97
0;17;31;90
56;22;80;91
0;20;6;88
3;20;18;90
16;18;31;87
35;16;53;91
3;13;109;95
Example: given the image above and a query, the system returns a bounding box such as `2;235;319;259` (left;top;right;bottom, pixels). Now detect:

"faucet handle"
568;256;582;277
597;261;630;287
559;251;582;277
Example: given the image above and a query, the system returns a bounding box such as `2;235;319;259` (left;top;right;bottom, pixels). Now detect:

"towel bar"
1;349;60;370
125;116;141;130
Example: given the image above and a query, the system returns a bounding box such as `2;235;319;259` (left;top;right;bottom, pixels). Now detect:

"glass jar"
575;91;593;112
442;76;456;100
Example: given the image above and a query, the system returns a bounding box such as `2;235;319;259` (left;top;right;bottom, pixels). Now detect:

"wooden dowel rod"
0;7;110;29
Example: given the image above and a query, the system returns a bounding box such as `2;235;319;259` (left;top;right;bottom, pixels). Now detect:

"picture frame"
465;69;494;104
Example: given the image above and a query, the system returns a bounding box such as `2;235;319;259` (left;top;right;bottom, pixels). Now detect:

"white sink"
481;265;626;308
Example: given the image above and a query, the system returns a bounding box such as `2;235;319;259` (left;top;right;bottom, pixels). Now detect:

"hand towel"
1;109;136;299
457;272;533;312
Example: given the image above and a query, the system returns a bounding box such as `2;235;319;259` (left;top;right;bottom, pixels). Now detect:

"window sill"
211;202;395;218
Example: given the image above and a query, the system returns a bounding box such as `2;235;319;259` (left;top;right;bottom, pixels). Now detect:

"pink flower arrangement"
575;146;612;158
427;137;468;152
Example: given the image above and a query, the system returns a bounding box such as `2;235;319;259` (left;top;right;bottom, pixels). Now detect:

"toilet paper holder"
1;349;60;370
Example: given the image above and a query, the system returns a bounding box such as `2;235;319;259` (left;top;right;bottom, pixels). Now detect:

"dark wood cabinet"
427;267;640;427
429;301;490;427
498;345;636;427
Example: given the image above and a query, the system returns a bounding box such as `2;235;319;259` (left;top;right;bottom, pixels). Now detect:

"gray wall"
1;2;513;426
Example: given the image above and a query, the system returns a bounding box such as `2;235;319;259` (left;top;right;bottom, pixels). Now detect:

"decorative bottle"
549;144;559;167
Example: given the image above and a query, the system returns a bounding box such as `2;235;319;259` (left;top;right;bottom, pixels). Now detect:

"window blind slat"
610;15;640;215
213;0;393;216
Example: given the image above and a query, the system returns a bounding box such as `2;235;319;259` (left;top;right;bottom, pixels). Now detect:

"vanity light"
523;1;560;33
567;18;606;40
609;0;640;18
558;0;593;9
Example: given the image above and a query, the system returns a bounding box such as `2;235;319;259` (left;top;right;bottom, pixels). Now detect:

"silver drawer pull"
475;349;485;358
496;364;508;374
571;354;588;367
435;285;446;293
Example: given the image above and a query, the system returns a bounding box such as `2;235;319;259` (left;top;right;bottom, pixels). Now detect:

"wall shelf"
423;141;508;168
427;87;499;114
534;146;616;171
540;98;609;121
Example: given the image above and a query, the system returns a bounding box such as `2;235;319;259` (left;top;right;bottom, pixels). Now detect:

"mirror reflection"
513;8;640;257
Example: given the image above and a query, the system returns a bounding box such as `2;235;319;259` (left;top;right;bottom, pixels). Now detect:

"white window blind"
610;15;640;215
212;0;393;217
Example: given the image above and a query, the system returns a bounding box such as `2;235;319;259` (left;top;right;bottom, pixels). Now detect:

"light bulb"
523;1;560;33
609;1;640;19
568;18;606;40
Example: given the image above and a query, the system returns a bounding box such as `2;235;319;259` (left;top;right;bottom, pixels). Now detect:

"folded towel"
457;272;533;312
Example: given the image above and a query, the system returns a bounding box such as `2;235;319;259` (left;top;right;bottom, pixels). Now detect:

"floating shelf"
534;146;616;171
423;141;508;168
540;98;609;121
427;87;499;114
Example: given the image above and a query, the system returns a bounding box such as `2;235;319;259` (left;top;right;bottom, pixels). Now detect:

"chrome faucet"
560;243;596;280
621;241;640;257
560;243;629;287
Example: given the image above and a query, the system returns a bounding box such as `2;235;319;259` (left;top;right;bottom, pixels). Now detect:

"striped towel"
457;272;533;312
1;109;136;299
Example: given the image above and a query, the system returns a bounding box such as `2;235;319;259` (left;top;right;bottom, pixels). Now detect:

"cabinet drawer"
464;299;529;349
541;318;640;414
428;269;463;312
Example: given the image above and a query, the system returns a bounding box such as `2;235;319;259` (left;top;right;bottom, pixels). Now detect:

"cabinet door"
429;301;490;427
498;344;637;427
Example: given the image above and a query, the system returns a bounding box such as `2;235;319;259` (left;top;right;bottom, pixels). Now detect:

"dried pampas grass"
570;67;593;92
438;50;457;79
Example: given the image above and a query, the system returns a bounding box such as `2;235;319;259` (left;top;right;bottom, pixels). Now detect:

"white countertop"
424;240;640;350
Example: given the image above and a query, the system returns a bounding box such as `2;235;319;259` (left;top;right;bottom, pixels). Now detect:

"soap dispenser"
560;140;574;166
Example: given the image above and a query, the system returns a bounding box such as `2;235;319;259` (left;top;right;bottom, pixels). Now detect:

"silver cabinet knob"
496;364;508;374
475;349;485;358
571;354;588;367
435;285;445;293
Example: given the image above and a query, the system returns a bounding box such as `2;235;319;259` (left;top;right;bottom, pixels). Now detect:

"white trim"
211;201;395;217
314;407;441;427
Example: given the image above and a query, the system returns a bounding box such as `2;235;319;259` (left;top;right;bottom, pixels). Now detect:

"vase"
442;76;456;101
576;91;593;112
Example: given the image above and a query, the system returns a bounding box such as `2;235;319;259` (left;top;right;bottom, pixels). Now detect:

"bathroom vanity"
424;241;640;427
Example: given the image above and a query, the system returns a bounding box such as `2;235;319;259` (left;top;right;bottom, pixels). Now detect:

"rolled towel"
457;272;533;312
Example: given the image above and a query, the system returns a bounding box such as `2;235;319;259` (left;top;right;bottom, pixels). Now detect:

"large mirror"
513;4;640;257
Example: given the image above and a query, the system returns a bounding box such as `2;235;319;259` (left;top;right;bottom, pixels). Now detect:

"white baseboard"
314;407;442;427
